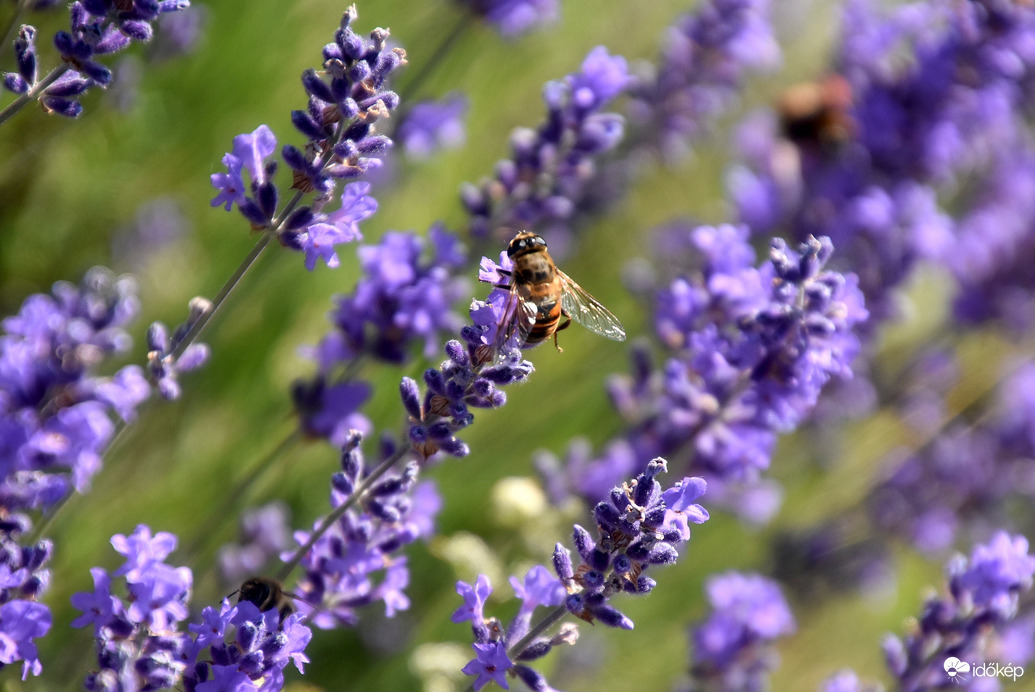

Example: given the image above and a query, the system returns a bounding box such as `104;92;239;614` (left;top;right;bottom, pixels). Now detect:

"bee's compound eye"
533;235;547;249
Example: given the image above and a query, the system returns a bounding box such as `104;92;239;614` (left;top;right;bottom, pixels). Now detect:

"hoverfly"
235;576;298;623
491;231;625;352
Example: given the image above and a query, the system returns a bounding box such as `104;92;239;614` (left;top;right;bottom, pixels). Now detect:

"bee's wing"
493;283;537;352
557;270;626;341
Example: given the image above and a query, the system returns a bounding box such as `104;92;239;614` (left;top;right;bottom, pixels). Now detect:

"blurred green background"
1;0;1026;690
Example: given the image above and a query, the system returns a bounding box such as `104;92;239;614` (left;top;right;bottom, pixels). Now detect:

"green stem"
0;63;70;127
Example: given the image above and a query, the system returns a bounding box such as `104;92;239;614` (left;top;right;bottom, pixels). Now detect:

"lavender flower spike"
882;531;1035;691
461;45;631;249
629;0;780;161
0;267;150;514
288;433;442;629
1;1;192;120
456;459;708;692
685;572;795;691
71;525;193;690
209;5;403;271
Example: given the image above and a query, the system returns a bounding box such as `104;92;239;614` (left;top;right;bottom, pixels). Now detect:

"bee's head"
507;231;547;257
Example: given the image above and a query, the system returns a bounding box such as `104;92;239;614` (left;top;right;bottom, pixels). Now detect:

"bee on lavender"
493;231;626;351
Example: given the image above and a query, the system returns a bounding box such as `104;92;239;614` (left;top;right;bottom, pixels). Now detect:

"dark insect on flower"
777;74;855;150
235;577;299;623
485;231;626;353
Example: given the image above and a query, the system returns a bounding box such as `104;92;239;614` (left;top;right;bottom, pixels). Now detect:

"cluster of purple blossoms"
945;145;1035;334
540;226;866;521
292;225;469;447
460;45;631;254
71;525;193;690
183;597;311;692
0;522;52;680
287;432;441;629
397;94;468;160
307;225;469;366
455;458;709;691
400;249;535;461
870;362;1035;554
825;531;1035;691
455;0;558;38
72;525;314;691
729;0;1035;330
627;0;780;161
683;572;794;691
1;0;191;119
210;5;403;271
0;267;150;514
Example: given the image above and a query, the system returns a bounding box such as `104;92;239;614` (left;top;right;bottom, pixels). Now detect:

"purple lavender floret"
542;226;866;520
685;571;795;691
0;267;150;513
628;0;780;161
184;598;311;692
461;45;631;251
457;459;707;691
146;297;211;401
1;1;191;117
880;531;1035;692
456;0;558;37
70;525;193;690
0;517;52;680
556;460;709;628
398;94;468;160
288;432;441;629
3;25;37;95
210;5;403;271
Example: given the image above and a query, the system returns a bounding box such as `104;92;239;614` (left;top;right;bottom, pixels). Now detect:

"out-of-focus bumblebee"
494;231;625;351
777;74;854;149
236;577;298;622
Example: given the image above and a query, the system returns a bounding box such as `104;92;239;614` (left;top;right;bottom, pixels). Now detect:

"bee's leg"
553;316;572;352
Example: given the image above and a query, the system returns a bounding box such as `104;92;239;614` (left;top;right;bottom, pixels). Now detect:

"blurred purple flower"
688;572;795;690
399;94;468;159
629;0;780;161
461;45;631;251
218;502;293;585
458;0;558;37
0;268;150;513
